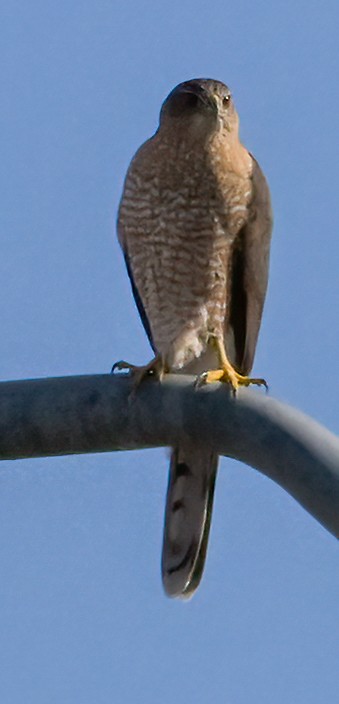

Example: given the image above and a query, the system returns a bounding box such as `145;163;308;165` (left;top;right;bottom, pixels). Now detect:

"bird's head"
159;78;239;139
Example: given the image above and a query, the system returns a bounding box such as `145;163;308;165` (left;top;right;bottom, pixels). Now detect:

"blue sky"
1;1;338;702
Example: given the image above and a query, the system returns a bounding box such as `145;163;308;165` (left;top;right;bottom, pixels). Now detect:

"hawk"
116;78;272;598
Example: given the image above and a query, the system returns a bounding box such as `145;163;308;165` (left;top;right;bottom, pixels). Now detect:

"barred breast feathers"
118;130;254;369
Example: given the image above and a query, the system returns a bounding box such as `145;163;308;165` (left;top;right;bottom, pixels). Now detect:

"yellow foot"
111;356;165;387
195;367;268;395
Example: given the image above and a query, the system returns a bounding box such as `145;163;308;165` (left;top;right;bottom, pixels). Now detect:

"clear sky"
1;1;338;702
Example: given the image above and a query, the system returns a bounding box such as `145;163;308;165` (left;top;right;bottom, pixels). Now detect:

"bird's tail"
161;445;218;599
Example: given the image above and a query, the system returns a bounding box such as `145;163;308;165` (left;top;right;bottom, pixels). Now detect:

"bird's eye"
223;95;231;107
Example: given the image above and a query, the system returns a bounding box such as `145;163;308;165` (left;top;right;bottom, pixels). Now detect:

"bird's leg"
111;355;166;387
195;335;267;394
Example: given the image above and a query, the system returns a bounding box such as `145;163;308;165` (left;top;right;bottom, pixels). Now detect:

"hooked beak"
177;85;218;112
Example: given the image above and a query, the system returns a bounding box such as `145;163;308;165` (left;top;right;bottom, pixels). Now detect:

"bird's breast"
119;141;252;368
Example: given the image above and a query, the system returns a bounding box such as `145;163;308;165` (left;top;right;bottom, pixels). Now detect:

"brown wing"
226;156;273;375
117;185;157;354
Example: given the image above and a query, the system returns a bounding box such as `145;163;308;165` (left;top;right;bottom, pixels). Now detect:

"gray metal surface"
0;373;338;537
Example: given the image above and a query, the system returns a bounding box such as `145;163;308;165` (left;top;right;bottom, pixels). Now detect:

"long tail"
161;445;219;599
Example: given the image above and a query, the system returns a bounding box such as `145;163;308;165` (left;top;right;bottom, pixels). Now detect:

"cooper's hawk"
116;78;272;598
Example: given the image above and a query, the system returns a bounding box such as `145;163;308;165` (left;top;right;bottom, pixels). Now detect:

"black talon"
111;360;131;374
257;378;268;392
194;371;208;389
